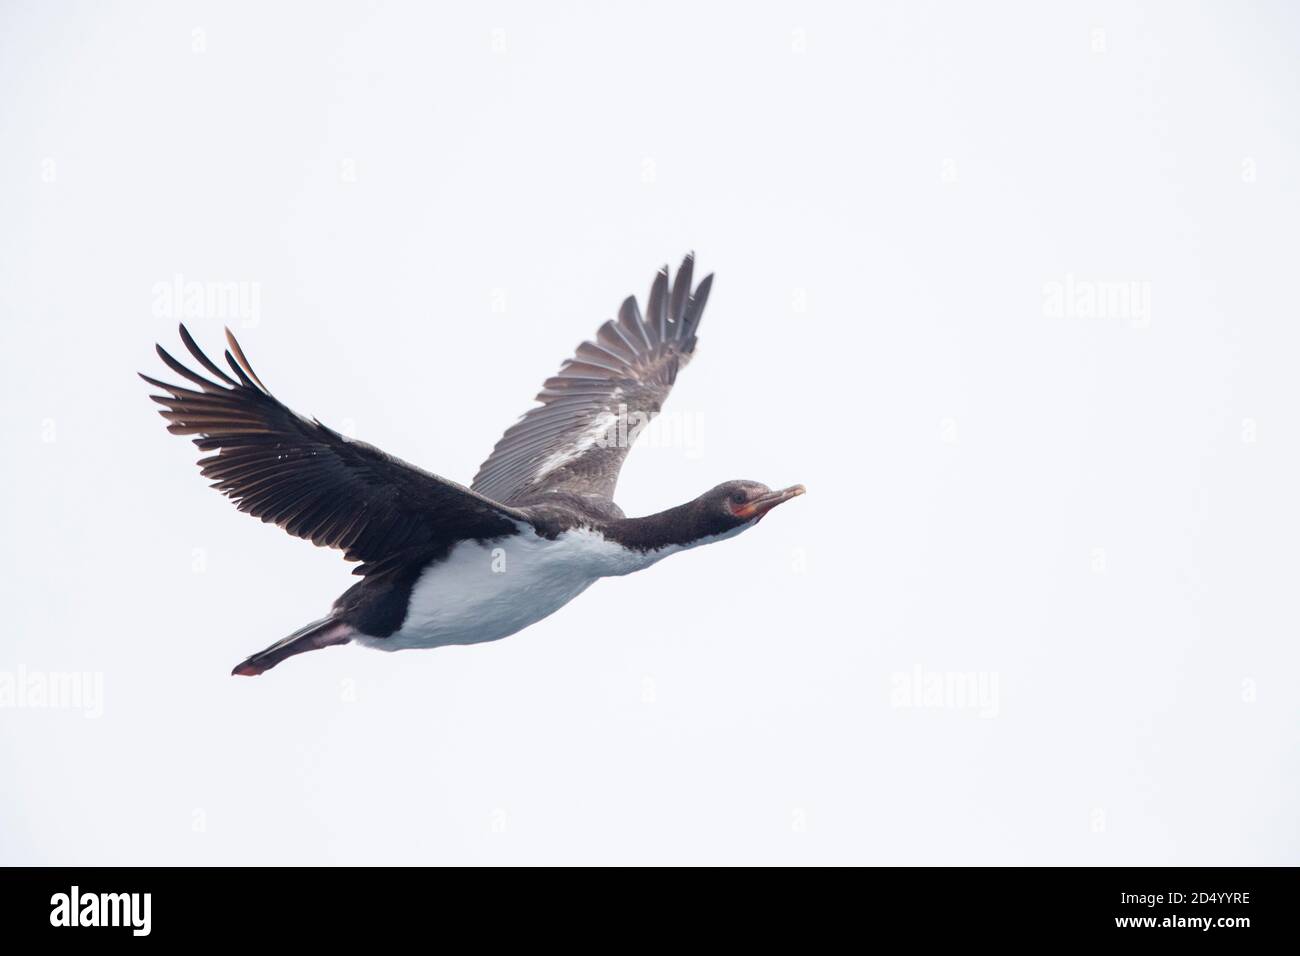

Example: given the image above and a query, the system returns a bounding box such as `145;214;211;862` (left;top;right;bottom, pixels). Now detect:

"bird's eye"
730;491;746;504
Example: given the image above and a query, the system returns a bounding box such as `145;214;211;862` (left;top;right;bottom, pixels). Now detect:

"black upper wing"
471;254;712;505
142;325;527;573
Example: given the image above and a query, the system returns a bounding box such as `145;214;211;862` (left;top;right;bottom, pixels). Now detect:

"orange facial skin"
729;484;806;521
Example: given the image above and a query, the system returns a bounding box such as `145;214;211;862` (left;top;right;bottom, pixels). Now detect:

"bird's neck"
606;500;707;554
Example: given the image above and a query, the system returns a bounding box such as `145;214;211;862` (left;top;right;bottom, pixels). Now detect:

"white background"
2;1;1297;865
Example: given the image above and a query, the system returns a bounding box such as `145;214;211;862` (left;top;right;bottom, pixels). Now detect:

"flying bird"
142;255;804;676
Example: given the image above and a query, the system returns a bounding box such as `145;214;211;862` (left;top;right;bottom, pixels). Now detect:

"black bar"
0;866;1293;942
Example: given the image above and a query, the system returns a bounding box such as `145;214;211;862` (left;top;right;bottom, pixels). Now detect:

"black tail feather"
232;617;353;677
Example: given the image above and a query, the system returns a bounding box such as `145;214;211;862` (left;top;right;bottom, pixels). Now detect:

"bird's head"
692;480;806;537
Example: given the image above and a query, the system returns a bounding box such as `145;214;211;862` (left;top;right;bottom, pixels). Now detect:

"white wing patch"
533;409;619;481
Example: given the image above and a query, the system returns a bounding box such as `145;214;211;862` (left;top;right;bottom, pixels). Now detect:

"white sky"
2;0;1298;864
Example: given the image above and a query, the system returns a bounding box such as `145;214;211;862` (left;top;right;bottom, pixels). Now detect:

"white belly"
355;526;662;652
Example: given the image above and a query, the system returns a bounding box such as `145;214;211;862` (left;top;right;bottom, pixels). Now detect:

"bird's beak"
739;484;806;520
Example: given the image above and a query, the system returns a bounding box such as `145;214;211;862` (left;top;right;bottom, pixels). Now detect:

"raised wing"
142;325;526;573
471;254;712;505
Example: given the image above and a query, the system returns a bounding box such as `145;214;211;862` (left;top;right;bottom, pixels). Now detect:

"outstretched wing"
142;325;526;573
471;254;712;505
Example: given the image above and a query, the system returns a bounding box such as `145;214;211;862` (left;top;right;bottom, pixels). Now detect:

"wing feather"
470;254;712;505
143;325;526;573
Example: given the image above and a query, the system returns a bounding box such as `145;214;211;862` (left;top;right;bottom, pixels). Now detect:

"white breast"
355;526;666;652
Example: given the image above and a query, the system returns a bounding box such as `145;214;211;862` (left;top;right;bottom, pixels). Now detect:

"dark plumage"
143;254;803;675
143;327;524;569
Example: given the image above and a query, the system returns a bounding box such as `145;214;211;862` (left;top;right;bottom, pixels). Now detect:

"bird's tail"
231;617;354;677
